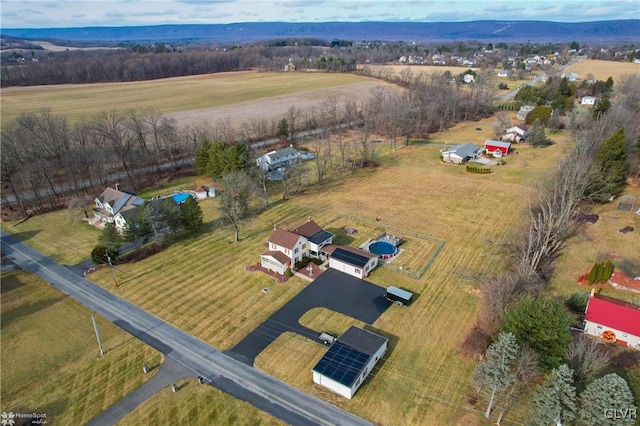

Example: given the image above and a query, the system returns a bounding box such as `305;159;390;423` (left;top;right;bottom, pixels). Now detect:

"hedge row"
587;260;614;285
466;165;493;174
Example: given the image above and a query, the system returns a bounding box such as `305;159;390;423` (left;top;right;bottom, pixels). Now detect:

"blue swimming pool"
171;192;193;204
368;241;397;259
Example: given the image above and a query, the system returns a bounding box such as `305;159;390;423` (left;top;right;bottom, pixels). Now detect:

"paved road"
1;231;373;426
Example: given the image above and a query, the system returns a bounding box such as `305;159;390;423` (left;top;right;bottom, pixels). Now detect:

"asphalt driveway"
227;268;391;365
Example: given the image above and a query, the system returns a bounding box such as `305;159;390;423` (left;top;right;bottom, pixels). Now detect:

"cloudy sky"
1;0;638;29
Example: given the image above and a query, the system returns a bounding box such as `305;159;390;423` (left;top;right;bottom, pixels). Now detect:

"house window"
271;243;276;249
596;325;603;329
355;268;361;274
294;248;299;254
355;378;361;387
285;249;290;255
302;243;306;249
362;367;368;377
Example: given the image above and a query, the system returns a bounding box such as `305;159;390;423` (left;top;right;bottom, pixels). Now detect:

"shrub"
91;245;118;265
466;165;493;174
284;267;293;277
567;292;590;314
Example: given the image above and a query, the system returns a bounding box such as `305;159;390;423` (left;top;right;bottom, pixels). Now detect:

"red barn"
484;139;511;156
584;291;640;350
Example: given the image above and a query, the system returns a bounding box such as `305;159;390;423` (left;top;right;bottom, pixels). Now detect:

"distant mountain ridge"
2;20;639;44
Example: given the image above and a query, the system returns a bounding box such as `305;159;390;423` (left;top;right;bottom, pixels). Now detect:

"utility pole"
91;314;105;356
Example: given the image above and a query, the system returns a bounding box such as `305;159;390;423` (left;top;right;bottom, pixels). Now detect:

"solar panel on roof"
112;193;131;213
308;230;333;244
331;248;369;268
312;342;371;387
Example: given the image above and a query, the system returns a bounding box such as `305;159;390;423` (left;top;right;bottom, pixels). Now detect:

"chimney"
274;223;278;230
308;216;311;222
115;182;120;190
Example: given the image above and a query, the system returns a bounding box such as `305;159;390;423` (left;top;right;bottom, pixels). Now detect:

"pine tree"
528;119;552;147
180;196;203;233
577;373;637;425
195;139;212;175
98;222;122;252
589;128;627;203
528;364;577;426
471;332;519;418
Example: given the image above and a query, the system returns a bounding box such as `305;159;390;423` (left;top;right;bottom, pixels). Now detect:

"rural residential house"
440;143;483;164
312;326;388;399
584;291;640;350
581;96;598;106
561;72;579;81
328;246;379;279
501;126;527;143
93;187;145;230
256;146;299;171
497;70;512;77
484;140;511;157
260;219;335;274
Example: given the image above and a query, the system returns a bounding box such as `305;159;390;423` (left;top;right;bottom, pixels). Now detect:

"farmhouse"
484;139;511;157
581;96;598;106
584;292;640;350
312;326;388;399
329;246;378;279
260;219;335;274
440;143;483;164
256;146;299;171
501;126;527;143
93;187;145;230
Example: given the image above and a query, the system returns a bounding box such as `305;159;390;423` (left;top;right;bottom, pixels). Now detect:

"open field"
0;270;161;424
370;64;473;77
1;116;593;424
0;70;390;128
117;378;285;426
562;58;640;82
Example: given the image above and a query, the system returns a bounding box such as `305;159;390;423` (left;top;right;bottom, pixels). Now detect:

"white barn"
312;326;388;399
328;246;378;279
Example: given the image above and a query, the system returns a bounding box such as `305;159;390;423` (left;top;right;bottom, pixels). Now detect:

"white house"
463;74;475;84
440;143;483;164
312;326;388;399
581;96;598;106
328;246;378;279
561;72;579;81
584;292;640;350
93;187;145;230
260;228;307;273
497;70;512;77
256;146;299;171
501;126;528;143
260;219;334;274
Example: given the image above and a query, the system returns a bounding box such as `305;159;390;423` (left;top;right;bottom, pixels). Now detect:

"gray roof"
485;139;512;148
268;146;297;161
445;142;482;158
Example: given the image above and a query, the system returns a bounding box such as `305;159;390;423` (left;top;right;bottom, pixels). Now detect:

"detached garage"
329;246;378;279
312;326;388;399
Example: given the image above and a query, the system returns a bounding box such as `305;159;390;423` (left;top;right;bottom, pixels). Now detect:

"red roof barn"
584;292;640;350
484;139;511;156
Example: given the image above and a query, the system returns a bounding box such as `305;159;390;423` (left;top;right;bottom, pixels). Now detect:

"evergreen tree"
592;94;612;119
588;128;627;202
122;213;150;251
528;364;577;426
500;296;574;370
162;198;183;234
98;222;122;252
206;140;250;180
528;119;552;147
471;332;519;419
195;139;212;175
180;196;203;233
276;118;289;140
577;373;637;425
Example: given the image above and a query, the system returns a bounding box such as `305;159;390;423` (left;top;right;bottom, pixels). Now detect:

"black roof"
331;247;370;268
312;326;387;387
337;326;388;356
308;230;334;245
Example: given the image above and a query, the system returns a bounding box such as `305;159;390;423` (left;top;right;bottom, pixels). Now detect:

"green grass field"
4;111;636;424
1;71;370;126
0;270;161;425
